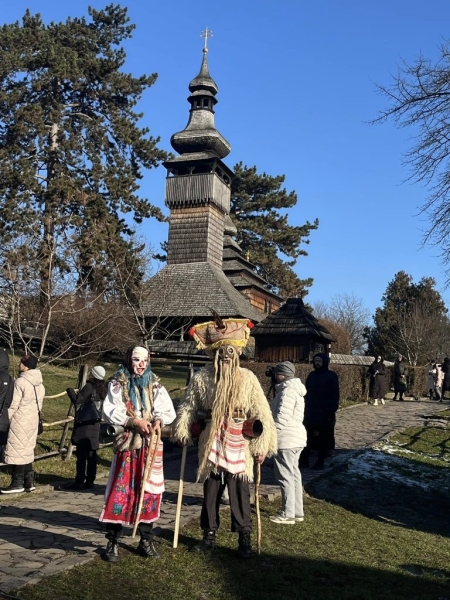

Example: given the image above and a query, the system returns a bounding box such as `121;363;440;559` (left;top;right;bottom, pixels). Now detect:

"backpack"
0;371;13;446
74;384;102;426
0;371;13;415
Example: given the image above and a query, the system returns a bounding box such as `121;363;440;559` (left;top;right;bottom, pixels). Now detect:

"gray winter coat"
271;378;307;450
4;369;45;465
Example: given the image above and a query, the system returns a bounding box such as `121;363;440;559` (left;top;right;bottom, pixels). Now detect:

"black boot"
238;531;254;559
24;467;35;493
1;465;25;494
102;524;121;563
191;529;216;553
102;539;119;563
137;522;159;558
137;538;159;558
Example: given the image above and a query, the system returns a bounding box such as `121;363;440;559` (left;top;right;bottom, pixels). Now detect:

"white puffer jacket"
271;377;307;450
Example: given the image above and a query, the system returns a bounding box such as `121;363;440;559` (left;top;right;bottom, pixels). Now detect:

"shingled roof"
330;354;394;366
141;262;263;322
252;297;335;342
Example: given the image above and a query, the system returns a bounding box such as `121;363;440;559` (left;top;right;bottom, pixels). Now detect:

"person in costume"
99;345;176;562
173;318;277;559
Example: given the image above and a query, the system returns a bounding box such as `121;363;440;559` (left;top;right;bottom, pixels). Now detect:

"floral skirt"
99;447;161;526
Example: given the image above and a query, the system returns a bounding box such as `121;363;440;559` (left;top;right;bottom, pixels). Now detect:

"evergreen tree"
229;163;318;298
365;271;449;365
0;4;168;303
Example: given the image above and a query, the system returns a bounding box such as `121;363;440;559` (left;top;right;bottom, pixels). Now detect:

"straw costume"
174;318;277;558
99;345;176;563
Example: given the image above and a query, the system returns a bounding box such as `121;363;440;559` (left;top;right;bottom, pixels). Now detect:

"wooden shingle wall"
167;204;225;268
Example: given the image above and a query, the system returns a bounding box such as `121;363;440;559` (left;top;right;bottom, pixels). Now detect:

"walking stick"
132;428;161;538
173;444;188;549
255;461;261;555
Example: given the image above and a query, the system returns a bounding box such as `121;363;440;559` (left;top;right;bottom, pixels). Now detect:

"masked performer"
173;318;277;559
99;345;176;562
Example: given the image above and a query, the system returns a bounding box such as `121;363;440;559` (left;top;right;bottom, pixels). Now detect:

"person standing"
99;345;176;562
434;362;444;402
368;356;387;406
65;365;108;490
299;353;340;471
269;361;307;525
427;360;436;401
1;355;45;494
393;355;408;401
173;318;277;559
0;350;14;462
441;357;450;400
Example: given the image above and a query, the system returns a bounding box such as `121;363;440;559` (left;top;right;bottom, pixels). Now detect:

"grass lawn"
10;495;450;600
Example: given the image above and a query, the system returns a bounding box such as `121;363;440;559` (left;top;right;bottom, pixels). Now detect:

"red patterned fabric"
207;417;246;475
99;447;161;525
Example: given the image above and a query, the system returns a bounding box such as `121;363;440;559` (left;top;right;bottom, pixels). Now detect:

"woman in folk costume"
99;345;176;563
173;318;277;559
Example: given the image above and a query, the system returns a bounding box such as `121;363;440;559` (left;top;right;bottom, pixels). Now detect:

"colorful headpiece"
189;318;254;351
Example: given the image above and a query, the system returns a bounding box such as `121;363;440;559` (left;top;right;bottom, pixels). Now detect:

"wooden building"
142;43;281;343
252;297;335;363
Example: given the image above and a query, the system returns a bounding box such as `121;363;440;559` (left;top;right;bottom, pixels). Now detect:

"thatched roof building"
252;297;335;362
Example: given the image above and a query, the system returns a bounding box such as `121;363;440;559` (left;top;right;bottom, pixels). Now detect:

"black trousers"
105;522;153;541
75;443;97;485
300;423;335;464
200;472;252;533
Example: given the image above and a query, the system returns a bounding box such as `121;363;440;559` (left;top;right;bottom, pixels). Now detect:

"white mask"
131;346;149;376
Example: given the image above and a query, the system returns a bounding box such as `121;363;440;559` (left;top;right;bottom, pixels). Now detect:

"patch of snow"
346;449;449;492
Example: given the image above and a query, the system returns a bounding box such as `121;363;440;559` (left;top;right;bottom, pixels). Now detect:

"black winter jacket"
71;378;108;450
304;353;340;426
0;350;14;414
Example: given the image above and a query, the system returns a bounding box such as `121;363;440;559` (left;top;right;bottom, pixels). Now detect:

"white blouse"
103;379;176;427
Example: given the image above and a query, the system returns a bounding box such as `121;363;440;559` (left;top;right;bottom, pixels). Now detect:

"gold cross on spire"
200;27;213;52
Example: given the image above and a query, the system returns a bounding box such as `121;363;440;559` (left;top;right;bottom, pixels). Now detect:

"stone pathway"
0;397;443;593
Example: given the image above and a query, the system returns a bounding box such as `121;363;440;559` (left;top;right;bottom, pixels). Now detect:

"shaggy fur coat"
173;365;277;482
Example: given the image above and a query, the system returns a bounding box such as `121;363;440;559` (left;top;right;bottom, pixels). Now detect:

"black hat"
21;355;38;369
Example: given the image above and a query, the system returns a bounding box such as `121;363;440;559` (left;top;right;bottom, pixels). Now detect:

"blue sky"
4;1;450;321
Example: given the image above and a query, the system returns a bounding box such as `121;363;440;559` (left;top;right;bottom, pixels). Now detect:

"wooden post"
255;462;261;555
173;444;188;549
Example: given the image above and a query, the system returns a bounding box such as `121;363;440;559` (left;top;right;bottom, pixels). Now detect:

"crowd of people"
2;339;449;563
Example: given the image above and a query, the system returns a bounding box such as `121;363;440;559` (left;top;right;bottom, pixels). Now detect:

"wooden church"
143;40;282;347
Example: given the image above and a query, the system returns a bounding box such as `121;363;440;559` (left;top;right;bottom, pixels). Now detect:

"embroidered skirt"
99;445;162;526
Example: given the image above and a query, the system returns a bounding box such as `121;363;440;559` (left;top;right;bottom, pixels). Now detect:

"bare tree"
313;293;370;354
112;247;194;346
373;45;450;279
0;232;140;363
319;318;351;355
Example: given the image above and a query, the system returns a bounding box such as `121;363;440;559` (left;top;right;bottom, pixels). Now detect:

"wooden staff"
255;461;261;554
173;444;188;549
132;428;161;538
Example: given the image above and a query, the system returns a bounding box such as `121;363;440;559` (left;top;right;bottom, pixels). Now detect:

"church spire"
170;30;231;158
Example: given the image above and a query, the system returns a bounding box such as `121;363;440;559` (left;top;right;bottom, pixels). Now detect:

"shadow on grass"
164;531;450;600
15;529;450;600
305;454;450;538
